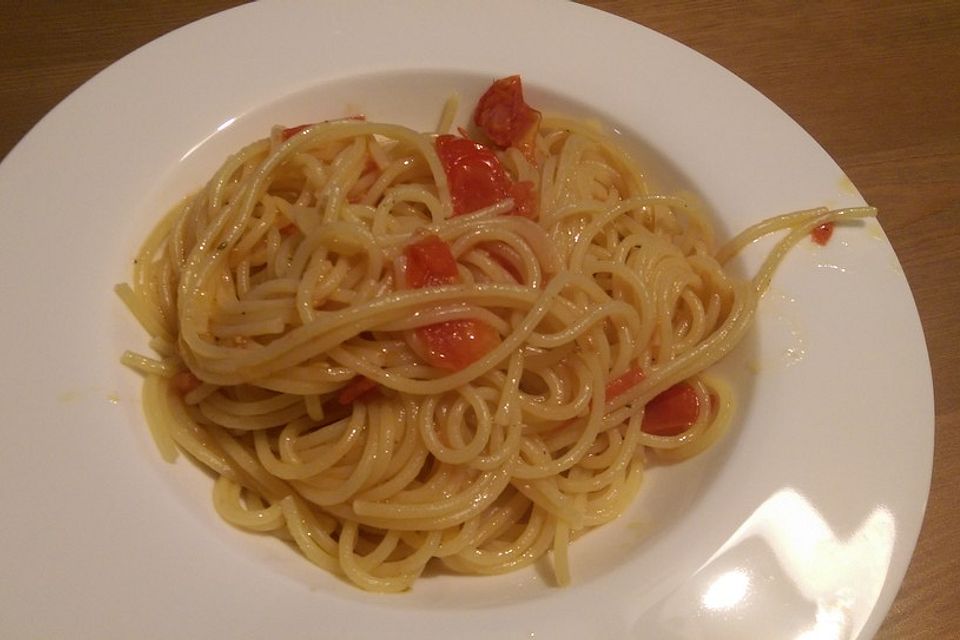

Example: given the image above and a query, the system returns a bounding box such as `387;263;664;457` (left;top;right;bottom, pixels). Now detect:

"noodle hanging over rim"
117;76;875;592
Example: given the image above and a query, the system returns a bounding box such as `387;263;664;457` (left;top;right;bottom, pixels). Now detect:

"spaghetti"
118;76;875;591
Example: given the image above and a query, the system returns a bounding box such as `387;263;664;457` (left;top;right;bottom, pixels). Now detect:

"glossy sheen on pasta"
118;95;875;591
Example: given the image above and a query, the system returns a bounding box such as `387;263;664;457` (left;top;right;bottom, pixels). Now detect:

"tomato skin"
436;135;514;216
605;367;646;401
435;134;538;218
413;319;500;372
474;75;541;155
811;221;834;245
445;153;513;215
435;134;490;167
403;233;460;288
641;382;701;436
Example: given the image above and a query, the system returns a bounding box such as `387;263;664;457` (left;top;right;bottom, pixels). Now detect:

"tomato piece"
510;180;538;219
605;367;646;401
435;135;538;218
474;75;541;156
338;376;380;405
400;233;500;371
403;233;460;288
413;319;500;371
446;155;513;215
641;382;701;436
811;221;834;245
436;134;514;216
435;134;486;167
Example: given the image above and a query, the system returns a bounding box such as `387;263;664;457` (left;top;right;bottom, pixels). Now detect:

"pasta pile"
118;78;874;591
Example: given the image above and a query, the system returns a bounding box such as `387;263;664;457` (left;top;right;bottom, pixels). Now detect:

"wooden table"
2;2;956;637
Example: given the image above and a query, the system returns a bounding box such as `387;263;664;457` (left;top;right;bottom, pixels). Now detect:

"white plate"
0;1;933;638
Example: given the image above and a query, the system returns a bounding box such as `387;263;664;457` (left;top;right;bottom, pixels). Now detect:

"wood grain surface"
1;2;956;637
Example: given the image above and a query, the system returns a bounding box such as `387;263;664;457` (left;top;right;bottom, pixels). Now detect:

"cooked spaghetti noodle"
118;76;875;591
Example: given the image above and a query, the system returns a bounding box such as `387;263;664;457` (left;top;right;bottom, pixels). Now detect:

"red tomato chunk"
811;221;834;245
474;75;541;155
435;134;537;218
642;382;701;436
414;319;500;372
403;233;460;288
401;234;500;371
436;135;515;216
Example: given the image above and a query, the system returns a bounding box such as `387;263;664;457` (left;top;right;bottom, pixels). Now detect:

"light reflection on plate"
0;1;932;638
637;489;896;639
